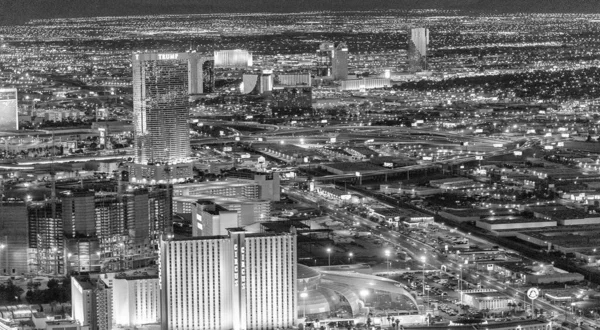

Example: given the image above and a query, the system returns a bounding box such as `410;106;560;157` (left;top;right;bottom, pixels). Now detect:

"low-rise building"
380;184;442;197
462;289;514;310
476;218;557;232
525;272;584;284
429;177;474;189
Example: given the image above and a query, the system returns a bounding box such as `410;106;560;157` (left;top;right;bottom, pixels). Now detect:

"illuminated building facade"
339;78;391;91
131;52;212;183
173;180;261;199
316;42;348;80
408;28;429;72
160;229;297;330
0;88;18;131
110;274;161;327
276;73;311;87
214;49;253;68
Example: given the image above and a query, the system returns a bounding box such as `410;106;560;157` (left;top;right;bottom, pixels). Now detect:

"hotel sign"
233;243;246;290
158;54;179;60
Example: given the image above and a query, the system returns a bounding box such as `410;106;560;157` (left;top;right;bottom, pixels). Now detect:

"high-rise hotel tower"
130;52;213;183
159;228;297;330
0;88;18;131
408;28;429;72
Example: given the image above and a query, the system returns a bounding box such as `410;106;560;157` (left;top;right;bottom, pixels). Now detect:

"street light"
348;252;353;263
0;243;5;275
385;250;391;271
459;265;463;304
421;256;426;296
327;248;332;266
300;291;308;318
360;289;369;306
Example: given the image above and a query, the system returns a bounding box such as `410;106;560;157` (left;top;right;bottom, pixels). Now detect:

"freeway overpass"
312;156;479;182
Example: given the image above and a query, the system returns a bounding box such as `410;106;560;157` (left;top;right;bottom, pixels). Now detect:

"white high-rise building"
159;228;297;330
0;88;18;131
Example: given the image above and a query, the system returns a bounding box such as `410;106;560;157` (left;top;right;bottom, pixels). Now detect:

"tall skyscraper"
131;52;212;183
159;228;297;330
408;28;429;72
0;88;18;131
316;42;348;80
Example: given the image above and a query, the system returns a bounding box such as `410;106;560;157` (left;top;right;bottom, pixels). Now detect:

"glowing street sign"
527;287;540;300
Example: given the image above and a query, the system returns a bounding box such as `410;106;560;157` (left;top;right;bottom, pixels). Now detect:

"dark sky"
1;0;600;25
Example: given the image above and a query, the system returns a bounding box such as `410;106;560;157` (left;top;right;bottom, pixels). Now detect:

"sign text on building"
158;54;179;60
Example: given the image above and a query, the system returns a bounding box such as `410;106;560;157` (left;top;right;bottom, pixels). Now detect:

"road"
287;187;597;328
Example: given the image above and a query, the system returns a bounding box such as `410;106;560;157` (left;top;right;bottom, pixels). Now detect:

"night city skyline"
1;1;600;330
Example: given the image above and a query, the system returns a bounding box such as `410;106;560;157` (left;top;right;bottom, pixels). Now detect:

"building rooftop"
430;177;472;184
261;220;309;233
528;205;588;220
478;218;556;225
322;162;384;172
464;291;508;299
168;231;294;242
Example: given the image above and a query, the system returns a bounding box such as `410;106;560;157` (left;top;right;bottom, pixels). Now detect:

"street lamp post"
300;291;308;318
421;256;426;296
0;243;5;275
348;252;353;263
360;289;369;306
385;250;391;272
459;265;463;304
327;248;332;267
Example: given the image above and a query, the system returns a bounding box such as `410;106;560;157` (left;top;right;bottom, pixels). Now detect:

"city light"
0;5;597;330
